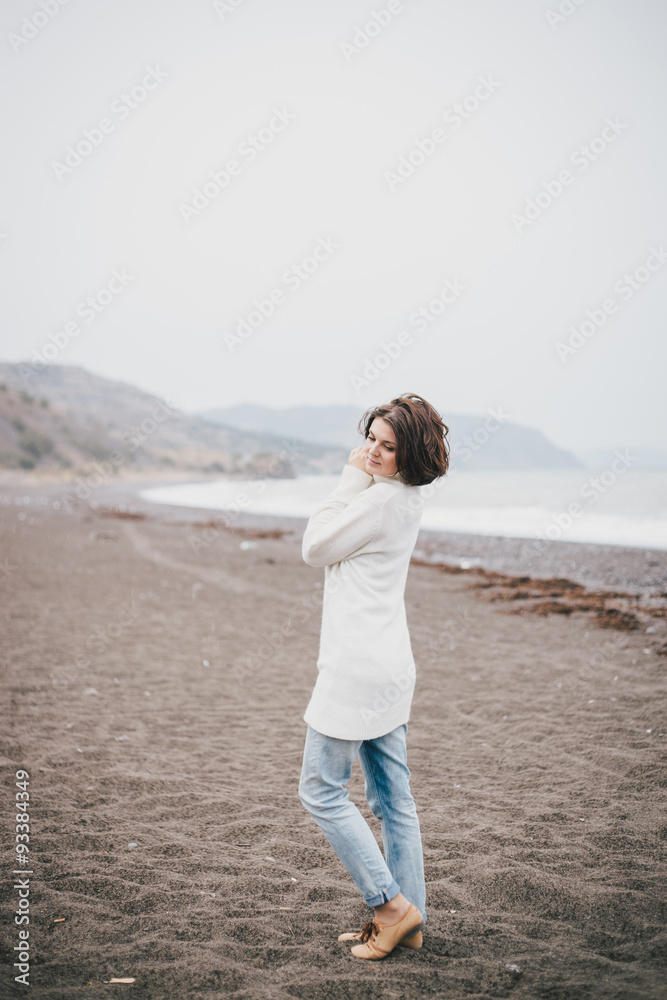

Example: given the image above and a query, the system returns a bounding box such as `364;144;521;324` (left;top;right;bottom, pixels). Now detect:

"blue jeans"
298;723;427;924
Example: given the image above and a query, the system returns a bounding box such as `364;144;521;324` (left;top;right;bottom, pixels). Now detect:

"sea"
140;468;667;551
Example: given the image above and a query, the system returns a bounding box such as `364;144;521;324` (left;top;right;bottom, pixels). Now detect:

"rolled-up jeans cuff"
363;878;401;909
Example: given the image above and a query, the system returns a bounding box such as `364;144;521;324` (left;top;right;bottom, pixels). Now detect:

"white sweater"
301;463;424;740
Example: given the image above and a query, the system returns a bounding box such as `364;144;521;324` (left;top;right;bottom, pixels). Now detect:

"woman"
298;392;449;960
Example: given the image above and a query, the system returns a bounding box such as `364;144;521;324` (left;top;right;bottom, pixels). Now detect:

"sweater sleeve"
302;465;379;568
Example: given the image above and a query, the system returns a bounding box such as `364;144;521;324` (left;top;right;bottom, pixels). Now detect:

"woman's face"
364;417;398;477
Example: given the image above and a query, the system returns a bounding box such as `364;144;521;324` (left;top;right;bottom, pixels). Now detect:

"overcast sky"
1;0;666;453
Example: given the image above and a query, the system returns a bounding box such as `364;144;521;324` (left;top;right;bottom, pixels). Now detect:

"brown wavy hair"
358;393;449;487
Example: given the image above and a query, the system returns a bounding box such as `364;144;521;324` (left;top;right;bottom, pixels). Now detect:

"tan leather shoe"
341;903;423;960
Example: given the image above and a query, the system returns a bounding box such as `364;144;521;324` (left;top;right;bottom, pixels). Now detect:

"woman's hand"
348;444;370;472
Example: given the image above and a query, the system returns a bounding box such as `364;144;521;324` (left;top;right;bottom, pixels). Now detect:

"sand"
1;479;666;1000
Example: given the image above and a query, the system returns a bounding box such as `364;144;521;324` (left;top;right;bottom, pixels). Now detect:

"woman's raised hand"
348;445;370;472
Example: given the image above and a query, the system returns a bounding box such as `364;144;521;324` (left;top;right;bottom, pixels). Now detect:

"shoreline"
2;474;666;599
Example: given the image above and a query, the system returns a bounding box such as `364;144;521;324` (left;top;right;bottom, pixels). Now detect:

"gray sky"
1;0;666;453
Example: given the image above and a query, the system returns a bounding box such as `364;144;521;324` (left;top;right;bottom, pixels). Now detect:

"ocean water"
140;468;667;551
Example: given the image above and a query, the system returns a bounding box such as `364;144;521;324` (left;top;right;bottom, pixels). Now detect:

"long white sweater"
301;463;424;740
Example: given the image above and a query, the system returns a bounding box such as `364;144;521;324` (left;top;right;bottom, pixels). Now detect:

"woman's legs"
298;725;400;909
298;723;426;925
358;724;427;924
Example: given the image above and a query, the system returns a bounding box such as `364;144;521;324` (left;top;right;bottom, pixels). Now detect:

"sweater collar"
372;469;408;486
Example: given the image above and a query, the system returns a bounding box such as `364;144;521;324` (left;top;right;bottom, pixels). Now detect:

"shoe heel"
398;926;423;949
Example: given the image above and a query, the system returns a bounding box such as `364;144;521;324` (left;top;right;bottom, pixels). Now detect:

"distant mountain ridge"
3;363;650;478
0;363;340;476
199;403;585;472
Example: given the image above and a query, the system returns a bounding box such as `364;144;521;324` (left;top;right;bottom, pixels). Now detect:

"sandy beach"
1;478;666;1000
